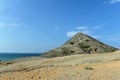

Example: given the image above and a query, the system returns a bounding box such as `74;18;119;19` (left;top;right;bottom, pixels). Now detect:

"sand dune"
0;50;120;80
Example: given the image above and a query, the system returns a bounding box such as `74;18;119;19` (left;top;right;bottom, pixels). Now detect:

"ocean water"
0;53;40;61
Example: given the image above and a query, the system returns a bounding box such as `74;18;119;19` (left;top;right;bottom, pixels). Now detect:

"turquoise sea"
0;53;40;61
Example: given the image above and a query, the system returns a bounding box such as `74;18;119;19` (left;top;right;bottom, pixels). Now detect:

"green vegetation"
85;67;93;70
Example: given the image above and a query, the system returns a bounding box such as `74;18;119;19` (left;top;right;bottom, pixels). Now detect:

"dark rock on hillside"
42;32;118;58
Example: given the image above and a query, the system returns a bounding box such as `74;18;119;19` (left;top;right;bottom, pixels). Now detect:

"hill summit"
42;32;118;57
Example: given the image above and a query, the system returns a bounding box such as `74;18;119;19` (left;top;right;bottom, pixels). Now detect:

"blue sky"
0;0;120;53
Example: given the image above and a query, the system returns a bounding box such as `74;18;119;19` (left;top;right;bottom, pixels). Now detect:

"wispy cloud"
105;0;120;5
66;31;78;37
93;25;103;29
109;0;120;4
66;30;91;37
0;22;22;28
66;25;103;38
8;23;22;27
76;26;88;30
0;0;22;28
66;26;90;37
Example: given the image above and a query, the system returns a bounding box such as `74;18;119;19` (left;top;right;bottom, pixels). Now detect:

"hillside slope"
42;32;118;57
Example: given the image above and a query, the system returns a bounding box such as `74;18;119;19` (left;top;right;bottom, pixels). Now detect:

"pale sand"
0;50;120;80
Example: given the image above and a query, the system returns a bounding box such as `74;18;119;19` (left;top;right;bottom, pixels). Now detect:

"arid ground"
0;51;120;80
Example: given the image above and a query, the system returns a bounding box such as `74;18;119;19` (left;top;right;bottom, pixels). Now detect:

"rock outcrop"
42;32;118;57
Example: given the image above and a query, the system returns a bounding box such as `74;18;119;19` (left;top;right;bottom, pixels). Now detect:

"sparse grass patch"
76;72;79;74
112;59;120;61
75;64;79;65
84;67;93;70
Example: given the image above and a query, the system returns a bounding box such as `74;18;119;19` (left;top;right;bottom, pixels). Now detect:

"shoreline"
0;50;120;80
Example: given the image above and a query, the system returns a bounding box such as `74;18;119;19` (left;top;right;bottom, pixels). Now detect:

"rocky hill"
42;32;118;58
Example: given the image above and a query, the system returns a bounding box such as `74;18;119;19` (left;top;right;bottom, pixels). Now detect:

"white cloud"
0;0;22;28
66;25;104;38
8;23;21;27
109;0;120;4
80;30;90;34
76;26;88;30
0;22;22;28
93;25;103;29
66;31;78;37
76;26;91;34
66;26;91;37
66;30;91;37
